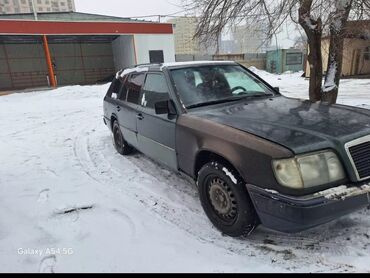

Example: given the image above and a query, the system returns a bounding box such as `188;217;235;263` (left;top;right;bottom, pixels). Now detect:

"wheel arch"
110;113;119;130
194;149;245;182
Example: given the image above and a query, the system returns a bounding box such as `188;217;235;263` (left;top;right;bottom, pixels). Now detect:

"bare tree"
185;0;370;103
298;0;323;101
321;1;353;103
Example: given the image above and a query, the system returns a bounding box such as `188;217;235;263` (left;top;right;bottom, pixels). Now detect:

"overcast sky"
74;0;184;20
74;0;296;48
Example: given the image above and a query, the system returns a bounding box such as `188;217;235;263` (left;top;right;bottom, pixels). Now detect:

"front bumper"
247;183;370;233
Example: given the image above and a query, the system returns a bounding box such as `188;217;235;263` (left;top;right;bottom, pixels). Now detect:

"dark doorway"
149;50;164;63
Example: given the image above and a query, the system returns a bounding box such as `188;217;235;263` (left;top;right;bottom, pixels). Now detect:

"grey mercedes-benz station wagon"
103;61;370;237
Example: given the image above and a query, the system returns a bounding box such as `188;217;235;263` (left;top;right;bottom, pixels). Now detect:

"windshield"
170;65;275;108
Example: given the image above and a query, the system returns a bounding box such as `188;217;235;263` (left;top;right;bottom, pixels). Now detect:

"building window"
286;53;303;65
149;50;164;63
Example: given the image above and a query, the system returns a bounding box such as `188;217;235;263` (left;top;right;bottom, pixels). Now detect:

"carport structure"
0;12;175;91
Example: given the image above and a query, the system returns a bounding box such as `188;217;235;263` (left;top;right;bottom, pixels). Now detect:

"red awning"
0;20;173;35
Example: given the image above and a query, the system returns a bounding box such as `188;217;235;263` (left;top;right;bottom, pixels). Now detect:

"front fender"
176;114;293;191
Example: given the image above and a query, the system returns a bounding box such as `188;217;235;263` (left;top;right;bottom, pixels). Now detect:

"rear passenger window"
141;74;170;109
106;78;122;100
127;73;146;104
119;76;129;101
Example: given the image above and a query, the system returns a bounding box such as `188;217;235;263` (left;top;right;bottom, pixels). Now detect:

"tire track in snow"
39;255;57;273
72;128;106;186
69;124;138;240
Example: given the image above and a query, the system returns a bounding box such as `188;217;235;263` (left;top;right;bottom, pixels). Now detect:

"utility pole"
31;0;38;21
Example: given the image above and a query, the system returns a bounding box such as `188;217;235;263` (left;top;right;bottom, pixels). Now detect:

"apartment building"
231;24;269;54
0;0;75;14
168;16;201;55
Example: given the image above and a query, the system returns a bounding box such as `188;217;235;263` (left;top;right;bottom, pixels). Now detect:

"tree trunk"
298;0;323;102
322;1;352;104
306;30;323;102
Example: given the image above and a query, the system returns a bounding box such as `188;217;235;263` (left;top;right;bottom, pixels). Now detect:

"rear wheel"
112;120;133;155
197;161;259;237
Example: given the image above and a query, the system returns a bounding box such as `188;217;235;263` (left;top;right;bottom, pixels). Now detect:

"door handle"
137;113;144;120
117;106;121;112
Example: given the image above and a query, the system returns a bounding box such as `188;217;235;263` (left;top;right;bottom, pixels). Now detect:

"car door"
116;73;145;149
136;72;178;170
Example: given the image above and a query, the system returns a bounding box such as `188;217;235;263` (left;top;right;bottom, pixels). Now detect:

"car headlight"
273;151;346;189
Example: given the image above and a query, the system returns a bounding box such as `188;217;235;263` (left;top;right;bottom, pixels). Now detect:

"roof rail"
134;63;162;68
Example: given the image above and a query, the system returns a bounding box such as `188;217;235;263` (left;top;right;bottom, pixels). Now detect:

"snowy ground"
0;70;369;273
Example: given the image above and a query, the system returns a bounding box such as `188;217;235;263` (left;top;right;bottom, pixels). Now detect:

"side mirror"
274;87;280;94
155;100;177;117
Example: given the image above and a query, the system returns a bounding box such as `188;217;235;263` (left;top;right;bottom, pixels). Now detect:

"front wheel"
197;161;259;237
112;120;133;155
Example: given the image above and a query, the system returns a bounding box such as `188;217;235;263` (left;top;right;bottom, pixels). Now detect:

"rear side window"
141;74;170;109
119;75;129;101
127;73;146;104
106;78;122;100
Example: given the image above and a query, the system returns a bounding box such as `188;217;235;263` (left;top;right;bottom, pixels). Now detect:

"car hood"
189;96;370;154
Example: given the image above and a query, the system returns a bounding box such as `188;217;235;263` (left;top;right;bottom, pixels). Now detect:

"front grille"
347;140;370;180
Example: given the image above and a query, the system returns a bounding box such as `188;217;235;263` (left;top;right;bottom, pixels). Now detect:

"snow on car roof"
161;60;236;68
115;61;237;78
117;66;149;78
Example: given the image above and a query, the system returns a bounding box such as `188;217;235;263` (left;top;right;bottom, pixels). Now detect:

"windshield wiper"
186;96;245;109
236;91;275;98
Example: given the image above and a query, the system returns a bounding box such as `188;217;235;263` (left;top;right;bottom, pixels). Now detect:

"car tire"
197;161;259;237
112;120;133;155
